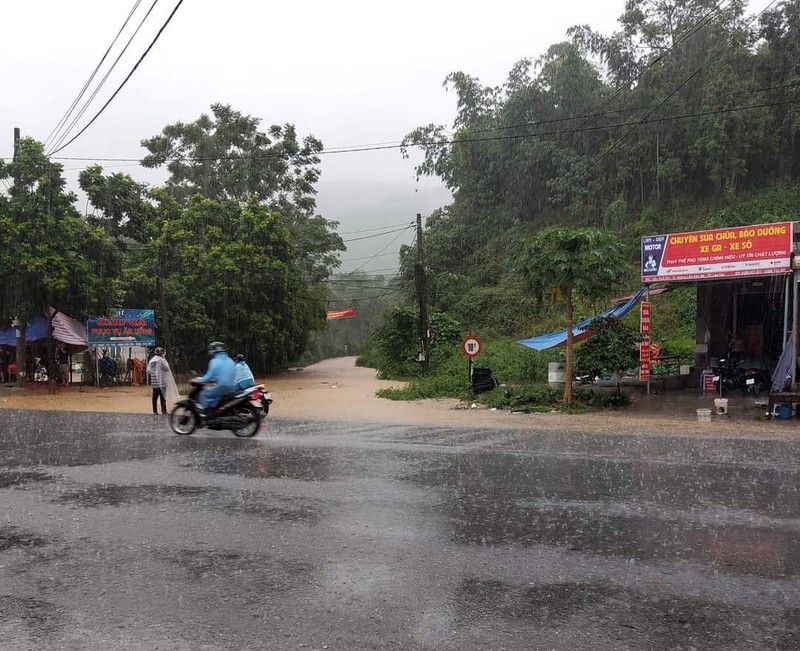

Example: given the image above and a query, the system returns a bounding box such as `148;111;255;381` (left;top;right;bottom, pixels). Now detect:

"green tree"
140;103;323;209
517;227;628;405
574;316;640;394
0;139;121;384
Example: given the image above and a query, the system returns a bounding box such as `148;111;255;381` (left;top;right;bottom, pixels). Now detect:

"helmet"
154;347;165;356
235;354;245;362
208;341;226;357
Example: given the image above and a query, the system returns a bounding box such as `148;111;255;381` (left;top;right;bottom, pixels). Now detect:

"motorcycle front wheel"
232;404;260;438
170;404;198;435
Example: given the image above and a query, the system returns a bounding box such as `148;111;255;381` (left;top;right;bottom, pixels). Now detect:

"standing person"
0;349;7;384
147;347;171;415
195;341;236;413
56;343;70;386
234;354;256;390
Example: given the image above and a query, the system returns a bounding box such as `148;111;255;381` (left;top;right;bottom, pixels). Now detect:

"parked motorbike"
169;380;261;437
712;358;769;396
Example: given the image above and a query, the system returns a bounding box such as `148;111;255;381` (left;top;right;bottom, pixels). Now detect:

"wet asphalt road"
1;411;800;650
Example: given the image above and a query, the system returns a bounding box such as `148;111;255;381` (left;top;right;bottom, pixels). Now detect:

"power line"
338;251;401;262
349;226;415;276
341;224;413;243
49;0;185;156
336;221;413;235
48;0;161;155
28;79;799;167
44;0;144;150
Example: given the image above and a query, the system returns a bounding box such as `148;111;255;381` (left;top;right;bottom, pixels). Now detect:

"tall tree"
517;227;628;405
0;139;121;386
140;103;323;209
0;139;120;324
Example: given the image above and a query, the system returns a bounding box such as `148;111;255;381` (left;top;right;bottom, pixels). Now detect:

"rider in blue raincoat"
195;341;237;410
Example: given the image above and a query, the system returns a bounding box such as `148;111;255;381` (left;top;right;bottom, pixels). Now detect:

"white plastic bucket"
714;398;728;415
548;362;566;386
697;408;712;422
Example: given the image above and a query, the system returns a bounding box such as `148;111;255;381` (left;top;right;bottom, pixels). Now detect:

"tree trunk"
564;289;574;406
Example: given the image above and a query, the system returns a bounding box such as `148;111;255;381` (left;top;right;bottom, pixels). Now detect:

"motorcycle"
169;380;261;437
712;358;769;396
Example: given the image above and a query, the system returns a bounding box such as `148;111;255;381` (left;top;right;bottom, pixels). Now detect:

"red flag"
326;308;356;320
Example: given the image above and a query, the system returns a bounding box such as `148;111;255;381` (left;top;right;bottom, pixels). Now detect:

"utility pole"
414;213;430;375
12;128;25;387
157;225;173;365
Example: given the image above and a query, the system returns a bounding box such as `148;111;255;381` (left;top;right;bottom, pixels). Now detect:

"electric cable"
49;0;185;155
44;0;144;150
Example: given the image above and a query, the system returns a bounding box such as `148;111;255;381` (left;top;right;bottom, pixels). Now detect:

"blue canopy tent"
517;286;648;351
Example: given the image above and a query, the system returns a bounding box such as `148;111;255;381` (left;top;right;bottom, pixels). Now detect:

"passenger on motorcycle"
234;354;256;390
195;341;237;412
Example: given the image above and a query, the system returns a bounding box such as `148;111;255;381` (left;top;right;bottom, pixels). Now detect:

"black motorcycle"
713;358;769;396
169;380;261;437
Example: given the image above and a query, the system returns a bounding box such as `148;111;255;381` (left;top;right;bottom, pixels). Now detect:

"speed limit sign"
462;335;482;358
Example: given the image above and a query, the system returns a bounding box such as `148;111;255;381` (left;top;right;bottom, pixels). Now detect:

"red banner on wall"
641;221;793;283
326;308;356;320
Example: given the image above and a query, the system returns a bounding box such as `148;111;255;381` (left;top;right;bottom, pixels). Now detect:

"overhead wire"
48;0;161;155
341;224;413;243
348;226;415;276
336;221;414;235
28;79;800;167
49;0;185;156
44;0;144;151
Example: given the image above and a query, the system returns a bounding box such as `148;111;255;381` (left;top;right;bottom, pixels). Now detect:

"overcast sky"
0;0;757;268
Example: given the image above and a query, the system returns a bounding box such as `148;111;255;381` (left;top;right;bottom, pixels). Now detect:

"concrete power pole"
414;213;430;375
12;128;25;387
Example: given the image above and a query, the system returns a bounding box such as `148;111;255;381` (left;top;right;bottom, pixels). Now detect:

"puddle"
53;484;323;524
455;579;782;649
159;549;314;594
0;469;53;488
54;484;217;507
0;526;46;552
408;452;800;576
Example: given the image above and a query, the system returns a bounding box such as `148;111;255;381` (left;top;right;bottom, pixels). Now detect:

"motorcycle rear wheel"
170;404;198;435
232;404;260;438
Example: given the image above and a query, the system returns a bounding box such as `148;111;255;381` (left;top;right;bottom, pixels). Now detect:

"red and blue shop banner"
641;222;793;283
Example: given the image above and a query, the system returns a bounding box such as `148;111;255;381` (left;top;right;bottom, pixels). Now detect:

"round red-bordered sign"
462;335;482;358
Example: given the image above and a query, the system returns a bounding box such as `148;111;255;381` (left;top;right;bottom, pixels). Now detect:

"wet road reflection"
0;409;799;649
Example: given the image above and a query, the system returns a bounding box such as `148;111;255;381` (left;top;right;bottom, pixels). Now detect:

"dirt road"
1;356;797;438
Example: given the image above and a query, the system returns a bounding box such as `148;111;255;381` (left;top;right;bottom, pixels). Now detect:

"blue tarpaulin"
0;316;49;347
517;286;648;351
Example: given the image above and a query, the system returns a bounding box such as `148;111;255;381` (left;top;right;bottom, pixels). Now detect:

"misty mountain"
315;180;452;273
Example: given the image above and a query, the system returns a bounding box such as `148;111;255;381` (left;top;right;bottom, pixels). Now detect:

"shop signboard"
641;221;793;283
87;310;156;346
640;301;651;335
640;336;651;381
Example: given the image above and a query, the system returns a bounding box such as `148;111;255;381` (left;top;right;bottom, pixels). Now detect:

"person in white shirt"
147;347;172;414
